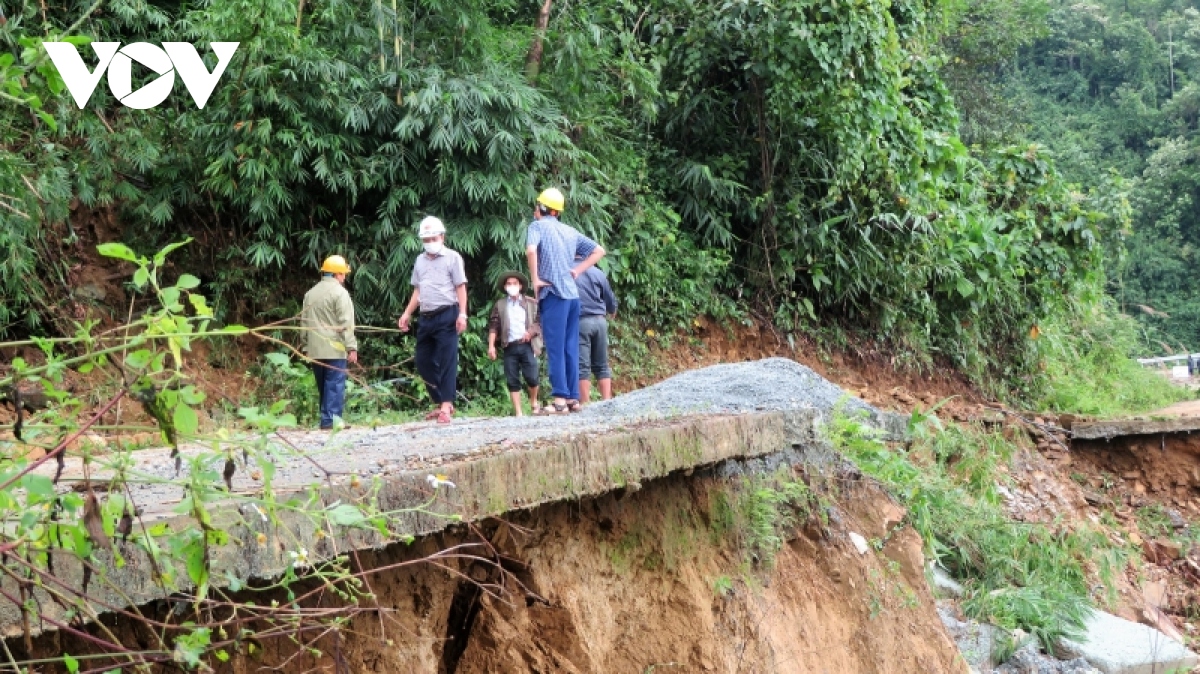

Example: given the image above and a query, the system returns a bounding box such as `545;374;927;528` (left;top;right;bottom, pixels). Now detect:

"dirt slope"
281;469;960;673
452;478;958;674
23;464;965;673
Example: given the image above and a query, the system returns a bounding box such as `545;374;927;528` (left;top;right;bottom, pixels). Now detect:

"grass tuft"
1037;305;1190;416
829;411;1127;650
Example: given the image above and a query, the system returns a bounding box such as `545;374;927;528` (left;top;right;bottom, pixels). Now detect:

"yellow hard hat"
320;255;351;274
536;187;565;212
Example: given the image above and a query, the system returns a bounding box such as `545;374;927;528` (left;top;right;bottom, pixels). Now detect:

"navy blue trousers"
540;294;580;400
311;358;347;429
416;306;460;405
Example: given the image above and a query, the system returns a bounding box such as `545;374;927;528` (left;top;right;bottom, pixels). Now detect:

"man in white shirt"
397;216;468;424
487;271;542;416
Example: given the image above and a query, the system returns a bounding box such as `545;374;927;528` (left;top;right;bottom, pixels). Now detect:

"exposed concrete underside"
1071;417;1200;440
3;400;905;637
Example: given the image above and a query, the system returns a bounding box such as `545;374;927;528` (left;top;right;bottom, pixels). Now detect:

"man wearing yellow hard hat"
525;187;605;414
302;255;358;430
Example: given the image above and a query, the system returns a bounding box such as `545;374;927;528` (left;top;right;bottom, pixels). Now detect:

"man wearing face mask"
487;271;542;416
398;216;469;424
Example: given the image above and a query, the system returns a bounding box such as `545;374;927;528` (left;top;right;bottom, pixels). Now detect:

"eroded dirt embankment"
24;460;963;673
441;473;959;674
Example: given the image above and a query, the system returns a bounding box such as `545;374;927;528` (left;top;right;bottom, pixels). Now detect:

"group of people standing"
300;188;617;429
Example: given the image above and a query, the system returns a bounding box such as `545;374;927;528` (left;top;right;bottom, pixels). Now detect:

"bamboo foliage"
0;0;1123;391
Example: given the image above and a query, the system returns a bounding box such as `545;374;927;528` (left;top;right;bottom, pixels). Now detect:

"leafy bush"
711;470;818;569
0;0;1124;400
829;411;1126;650
255;352;319;425
1036;296;1190;416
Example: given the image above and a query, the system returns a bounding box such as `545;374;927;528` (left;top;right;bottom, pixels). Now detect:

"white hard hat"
418;216;446;238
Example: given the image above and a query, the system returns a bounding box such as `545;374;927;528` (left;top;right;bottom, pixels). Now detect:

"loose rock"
1056;609;1199;674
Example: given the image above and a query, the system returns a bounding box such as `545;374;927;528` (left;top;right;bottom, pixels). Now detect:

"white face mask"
505;284;521;297
423;241;443;255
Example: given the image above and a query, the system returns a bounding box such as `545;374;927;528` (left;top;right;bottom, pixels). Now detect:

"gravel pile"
584;357;876;419
48;358;883;518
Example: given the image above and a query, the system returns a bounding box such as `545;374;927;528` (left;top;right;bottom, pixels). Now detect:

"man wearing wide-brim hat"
487;271;543;416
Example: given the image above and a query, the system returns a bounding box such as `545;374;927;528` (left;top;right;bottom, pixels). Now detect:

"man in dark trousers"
575;255;617;404
398;216;468;424
302;255;358;430
525;187;605;414
487;271;542;416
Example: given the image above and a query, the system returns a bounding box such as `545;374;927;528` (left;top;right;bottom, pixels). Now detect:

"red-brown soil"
21;470;965;673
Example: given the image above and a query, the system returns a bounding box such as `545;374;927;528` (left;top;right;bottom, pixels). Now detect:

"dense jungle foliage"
957;0;1200;352
0;0;1174;404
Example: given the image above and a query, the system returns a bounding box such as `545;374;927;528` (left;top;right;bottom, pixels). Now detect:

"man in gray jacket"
302;255;358;430
575;256;617;404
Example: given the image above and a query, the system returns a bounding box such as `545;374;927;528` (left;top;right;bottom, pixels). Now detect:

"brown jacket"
487;295;542;355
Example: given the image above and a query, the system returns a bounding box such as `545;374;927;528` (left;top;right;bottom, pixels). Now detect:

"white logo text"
42;41;239;110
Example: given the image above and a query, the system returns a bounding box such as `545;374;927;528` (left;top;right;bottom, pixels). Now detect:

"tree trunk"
525;0;553;83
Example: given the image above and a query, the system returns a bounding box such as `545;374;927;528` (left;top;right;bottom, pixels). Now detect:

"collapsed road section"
0;359;903;639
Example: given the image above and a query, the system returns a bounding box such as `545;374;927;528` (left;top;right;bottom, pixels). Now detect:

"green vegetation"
952;0;1200;353
0;0;1148;409
711;574;734;598
830;410;1128;650
1137;504;1175;540
708;469;826;570
1037;299;1189;416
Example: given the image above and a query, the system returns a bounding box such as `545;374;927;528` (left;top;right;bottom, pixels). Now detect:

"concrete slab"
0;403;905;638
1070;416;1200;440
1056;609;1199;674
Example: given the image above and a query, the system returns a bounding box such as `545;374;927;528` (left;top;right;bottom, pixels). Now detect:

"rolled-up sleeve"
526;222;542;248
575;234;597;259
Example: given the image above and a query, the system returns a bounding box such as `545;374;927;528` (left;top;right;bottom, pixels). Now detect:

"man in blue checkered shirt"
525;187;605;413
